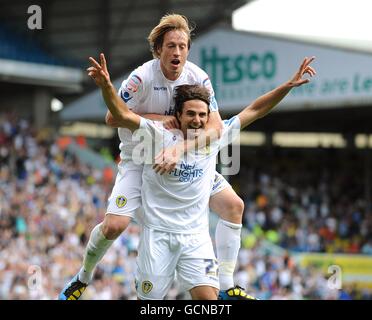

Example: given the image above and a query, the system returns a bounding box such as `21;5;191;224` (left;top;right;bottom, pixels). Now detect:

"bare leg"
190;285;218;300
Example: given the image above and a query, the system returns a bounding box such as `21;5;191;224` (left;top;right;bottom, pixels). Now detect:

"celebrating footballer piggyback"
59;38;316;299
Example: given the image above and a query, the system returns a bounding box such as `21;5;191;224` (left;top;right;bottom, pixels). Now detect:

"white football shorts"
106;161;143;218
210;171;230;196
135;225;219;300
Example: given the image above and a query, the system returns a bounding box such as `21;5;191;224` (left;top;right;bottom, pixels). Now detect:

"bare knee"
217;196;244;224
210;189;245;224
229;196;245;222
101;214;131;240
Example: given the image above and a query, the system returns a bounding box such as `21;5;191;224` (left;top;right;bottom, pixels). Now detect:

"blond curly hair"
147;14;194;58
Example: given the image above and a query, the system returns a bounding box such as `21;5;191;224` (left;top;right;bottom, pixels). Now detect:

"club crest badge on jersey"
116;195;127;208
196;145;210;156
204;145;211;155
142;281;153;294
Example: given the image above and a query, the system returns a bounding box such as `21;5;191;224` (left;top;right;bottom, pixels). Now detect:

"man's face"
177;100;209;139
158;30;189;81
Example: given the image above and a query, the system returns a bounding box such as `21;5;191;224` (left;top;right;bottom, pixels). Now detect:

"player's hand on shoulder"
163;116;180;130
153;143;184;175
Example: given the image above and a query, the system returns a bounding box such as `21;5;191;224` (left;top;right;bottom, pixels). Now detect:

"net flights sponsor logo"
170;161;203;183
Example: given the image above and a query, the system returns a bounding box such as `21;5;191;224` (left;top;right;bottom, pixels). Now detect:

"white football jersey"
138;116;241;234
117;59;218;161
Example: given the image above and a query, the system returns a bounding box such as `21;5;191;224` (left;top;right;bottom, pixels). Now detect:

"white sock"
78;223;114;284
215;219;242;291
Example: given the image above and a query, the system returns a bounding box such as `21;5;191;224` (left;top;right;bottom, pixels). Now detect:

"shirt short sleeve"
118;69;145;111
201;77;219;112
219;116;241;149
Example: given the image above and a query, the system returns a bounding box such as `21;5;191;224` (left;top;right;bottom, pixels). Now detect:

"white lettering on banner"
188;28;372;111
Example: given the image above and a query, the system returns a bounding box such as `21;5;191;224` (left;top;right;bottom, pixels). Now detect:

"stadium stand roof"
3;1;372;134
0;0;248;127
61;25;372;135
0;0;248;87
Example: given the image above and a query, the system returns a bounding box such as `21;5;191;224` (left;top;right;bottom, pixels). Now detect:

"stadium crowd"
230;148;372;255
0;113;371;299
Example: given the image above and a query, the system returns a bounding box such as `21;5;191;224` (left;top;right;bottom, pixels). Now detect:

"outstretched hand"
87;53;111;88
289;56;316;87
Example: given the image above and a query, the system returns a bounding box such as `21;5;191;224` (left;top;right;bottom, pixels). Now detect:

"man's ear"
176;111;181;122
155;45;161;58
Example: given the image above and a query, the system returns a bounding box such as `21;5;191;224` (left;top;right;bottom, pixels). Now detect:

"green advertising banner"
189;28;372;113
62;27;372;120
294;253;372;289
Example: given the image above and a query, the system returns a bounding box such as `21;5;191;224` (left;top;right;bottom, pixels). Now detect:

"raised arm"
87;53;141;132
238;57;316;129
105;110;121;128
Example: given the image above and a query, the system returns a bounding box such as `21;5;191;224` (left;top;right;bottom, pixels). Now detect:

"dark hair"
174;85;210;115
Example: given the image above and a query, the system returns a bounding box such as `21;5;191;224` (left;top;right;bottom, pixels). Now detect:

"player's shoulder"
140;118;165;131
217;116;241;148
140;59;159;72
184;61;208;78
184;61;214;91
222;115;241;129
119;59;157;93
131;59;158;80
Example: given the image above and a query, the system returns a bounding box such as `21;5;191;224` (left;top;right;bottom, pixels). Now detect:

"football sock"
78;223;114;284
215;219;242;291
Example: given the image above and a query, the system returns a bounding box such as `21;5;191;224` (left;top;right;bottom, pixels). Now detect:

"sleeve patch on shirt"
125;74;142;93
